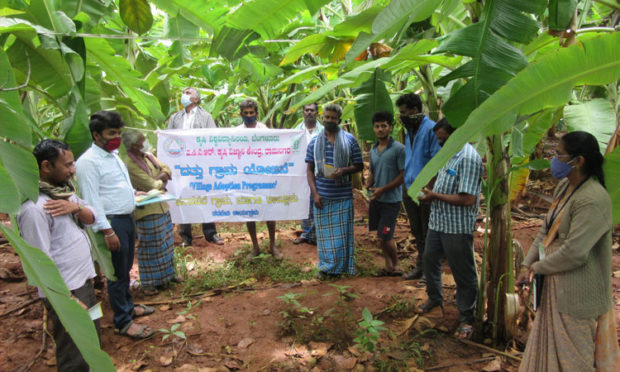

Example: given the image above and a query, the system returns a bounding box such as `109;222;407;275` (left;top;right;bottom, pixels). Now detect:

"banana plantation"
0;0;619;371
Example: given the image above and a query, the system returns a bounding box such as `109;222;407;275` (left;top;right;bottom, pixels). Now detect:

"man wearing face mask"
76;111;155;339
396;93;441;281
306;104;363;279
416;119;483;340
167;87;224;246
293;103;324;246
236;99;281;258
123;130;177;297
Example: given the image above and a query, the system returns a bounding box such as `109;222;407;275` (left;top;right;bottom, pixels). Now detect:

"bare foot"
247;248;260;259
270;247;283;259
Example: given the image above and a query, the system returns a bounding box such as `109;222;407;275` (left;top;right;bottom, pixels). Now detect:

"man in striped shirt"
416;118;483;340
306;104;363;278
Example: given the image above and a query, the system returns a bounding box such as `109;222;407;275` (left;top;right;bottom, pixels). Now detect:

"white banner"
157;128;310;223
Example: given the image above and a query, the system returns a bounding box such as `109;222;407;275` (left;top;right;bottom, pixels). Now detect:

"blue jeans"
300;198;316;243
107;214;136;330
423;229;478;324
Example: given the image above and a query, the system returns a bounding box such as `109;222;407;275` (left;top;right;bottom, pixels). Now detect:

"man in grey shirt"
367;111;405;276
19;139;99;371
167;87;223;246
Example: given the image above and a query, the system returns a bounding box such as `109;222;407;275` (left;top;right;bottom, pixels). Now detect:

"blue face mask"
550;156;574;179
242;115;257;125
180;94;192;107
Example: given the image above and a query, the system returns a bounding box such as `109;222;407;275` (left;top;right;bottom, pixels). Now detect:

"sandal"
375;268;404;277
132;304;155;317
119;321;154;340
292;237;308;245
142;286;159;296
454;323;474;339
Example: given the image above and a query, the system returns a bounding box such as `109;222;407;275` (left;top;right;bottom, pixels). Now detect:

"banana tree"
0;48;115;370
409;30;620;338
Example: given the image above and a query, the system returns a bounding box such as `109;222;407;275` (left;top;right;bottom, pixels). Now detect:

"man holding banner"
167;87;224;246
293;103;323;246
306;104;363;278
236;99;282;259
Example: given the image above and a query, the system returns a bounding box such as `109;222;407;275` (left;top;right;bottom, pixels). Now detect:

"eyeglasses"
554;151;571;159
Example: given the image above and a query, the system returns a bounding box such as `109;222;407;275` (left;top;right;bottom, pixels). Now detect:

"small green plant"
354;308;387;353
328;284;359;301
277;292;316;336
276;290;356;348
174;244;196;279
179;249;313;295
159;323;186;342
354;244;379;277
177;300;202;316
382;295;415;318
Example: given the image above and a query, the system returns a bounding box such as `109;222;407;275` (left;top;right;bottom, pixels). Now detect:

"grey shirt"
18;193;96;297
369;138;406;203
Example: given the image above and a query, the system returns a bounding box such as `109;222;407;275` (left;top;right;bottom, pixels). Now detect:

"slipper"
375;268;391;277
375;268;404;277
415;300;442;314
454;323;474;339
292;237;308;245
142;286;159;296
119;321;154;340
132;304;155;317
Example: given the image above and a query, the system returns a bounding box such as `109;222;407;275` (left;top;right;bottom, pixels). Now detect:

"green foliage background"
0;0;618;369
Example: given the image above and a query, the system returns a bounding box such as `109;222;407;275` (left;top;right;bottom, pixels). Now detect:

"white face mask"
180;94;193;107
142;139;153;153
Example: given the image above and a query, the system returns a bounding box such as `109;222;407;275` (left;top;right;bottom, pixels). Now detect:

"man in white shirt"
76;111;154;339
236;99;281;258
293;103;323;245
167;87;223;246
167;87;217;130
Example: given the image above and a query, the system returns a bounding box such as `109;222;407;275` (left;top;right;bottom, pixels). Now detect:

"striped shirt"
306;131;363;200
429;143;483;234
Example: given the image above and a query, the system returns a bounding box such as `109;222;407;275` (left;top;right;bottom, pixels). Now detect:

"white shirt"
182;107;198;129
295;120;323;143
236;121;268;129
76;144;135;231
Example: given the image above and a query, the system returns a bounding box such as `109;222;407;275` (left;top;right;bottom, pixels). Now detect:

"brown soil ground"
1;139;619;371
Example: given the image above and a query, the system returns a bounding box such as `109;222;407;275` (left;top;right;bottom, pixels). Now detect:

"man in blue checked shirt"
415;118;483;340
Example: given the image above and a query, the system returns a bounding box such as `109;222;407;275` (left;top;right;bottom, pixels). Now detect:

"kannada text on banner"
157;128;310;223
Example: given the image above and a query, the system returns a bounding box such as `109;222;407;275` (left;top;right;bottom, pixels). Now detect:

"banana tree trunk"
485;134;514;342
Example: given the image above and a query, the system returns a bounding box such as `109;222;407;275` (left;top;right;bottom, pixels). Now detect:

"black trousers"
402;189;431;266
43;280;101;372
180;223;217;242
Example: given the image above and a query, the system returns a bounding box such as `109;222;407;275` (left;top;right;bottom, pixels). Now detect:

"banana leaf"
435;0;546;127
409;32;620;202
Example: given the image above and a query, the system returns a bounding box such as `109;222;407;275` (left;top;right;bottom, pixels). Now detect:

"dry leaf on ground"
167;315;186;324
